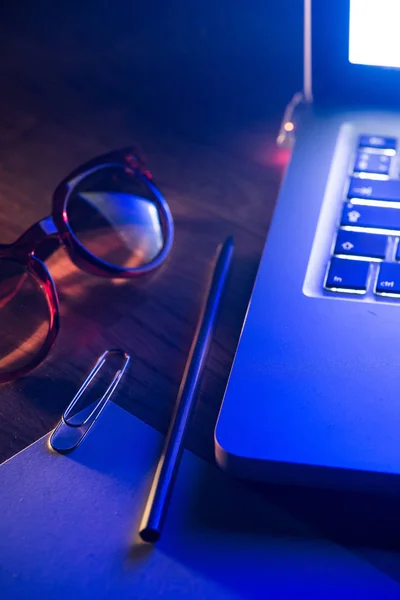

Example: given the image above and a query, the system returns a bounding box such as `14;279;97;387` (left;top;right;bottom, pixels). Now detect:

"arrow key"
334;230;387;260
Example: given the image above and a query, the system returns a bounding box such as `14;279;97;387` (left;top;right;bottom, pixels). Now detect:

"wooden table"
0;2;297;465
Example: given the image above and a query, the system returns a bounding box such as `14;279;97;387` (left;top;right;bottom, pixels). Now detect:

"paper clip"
49;349;130;453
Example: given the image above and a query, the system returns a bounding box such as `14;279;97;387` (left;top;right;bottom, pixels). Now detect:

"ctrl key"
375;263;400;296
325;257;370;294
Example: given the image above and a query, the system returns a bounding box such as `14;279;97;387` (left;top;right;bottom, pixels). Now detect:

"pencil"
139;236;235;543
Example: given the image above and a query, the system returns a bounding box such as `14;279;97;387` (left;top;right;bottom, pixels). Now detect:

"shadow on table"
184;463;400;552
183;464;400;584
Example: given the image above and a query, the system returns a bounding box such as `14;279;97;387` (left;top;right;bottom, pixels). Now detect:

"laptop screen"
312;0;400;108
349;0;400;69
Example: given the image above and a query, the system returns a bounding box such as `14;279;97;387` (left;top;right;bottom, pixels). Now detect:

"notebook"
1;402;400;598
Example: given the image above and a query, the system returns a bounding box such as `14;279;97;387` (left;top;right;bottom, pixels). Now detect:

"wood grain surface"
0;1;301;464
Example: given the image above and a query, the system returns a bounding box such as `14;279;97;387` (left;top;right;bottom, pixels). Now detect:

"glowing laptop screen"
349;0;400;69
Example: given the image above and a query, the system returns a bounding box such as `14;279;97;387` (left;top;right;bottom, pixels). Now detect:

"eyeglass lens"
66;165;165;269
0;259;50;376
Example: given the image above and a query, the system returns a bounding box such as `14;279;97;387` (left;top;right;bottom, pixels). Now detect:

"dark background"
0;0;303;135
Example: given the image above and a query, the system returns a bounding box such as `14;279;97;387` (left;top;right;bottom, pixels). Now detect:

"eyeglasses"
0;147;174;383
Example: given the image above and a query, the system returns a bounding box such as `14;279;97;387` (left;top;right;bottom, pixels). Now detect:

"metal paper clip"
49;349;130;453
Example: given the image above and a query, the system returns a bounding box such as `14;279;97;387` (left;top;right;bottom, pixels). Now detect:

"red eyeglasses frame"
0;147;174;382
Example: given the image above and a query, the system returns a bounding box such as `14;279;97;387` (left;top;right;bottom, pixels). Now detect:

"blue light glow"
349;0;400;69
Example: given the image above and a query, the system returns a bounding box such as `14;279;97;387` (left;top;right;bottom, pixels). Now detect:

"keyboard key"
354;152;391;175
359;135;397;151
325;257;370;293
375;263;400;296
341;203;400;232
348;178;400;202
334;230;387;259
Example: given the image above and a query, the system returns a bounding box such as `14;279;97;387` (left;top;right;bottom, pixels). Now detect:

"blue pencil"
139;236;235;543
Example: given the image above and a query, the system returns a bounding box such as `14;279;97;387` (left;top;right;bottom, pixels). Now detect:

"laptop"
215;0;400;492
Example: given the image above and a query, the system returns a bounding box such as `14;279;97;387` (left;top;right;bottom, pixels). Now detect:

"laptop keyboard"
324;134;400;298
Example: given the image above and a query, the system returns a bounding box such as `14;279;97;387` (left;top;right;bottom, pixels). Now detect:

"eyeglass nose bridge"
31;216;62;261
6;215;62;263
